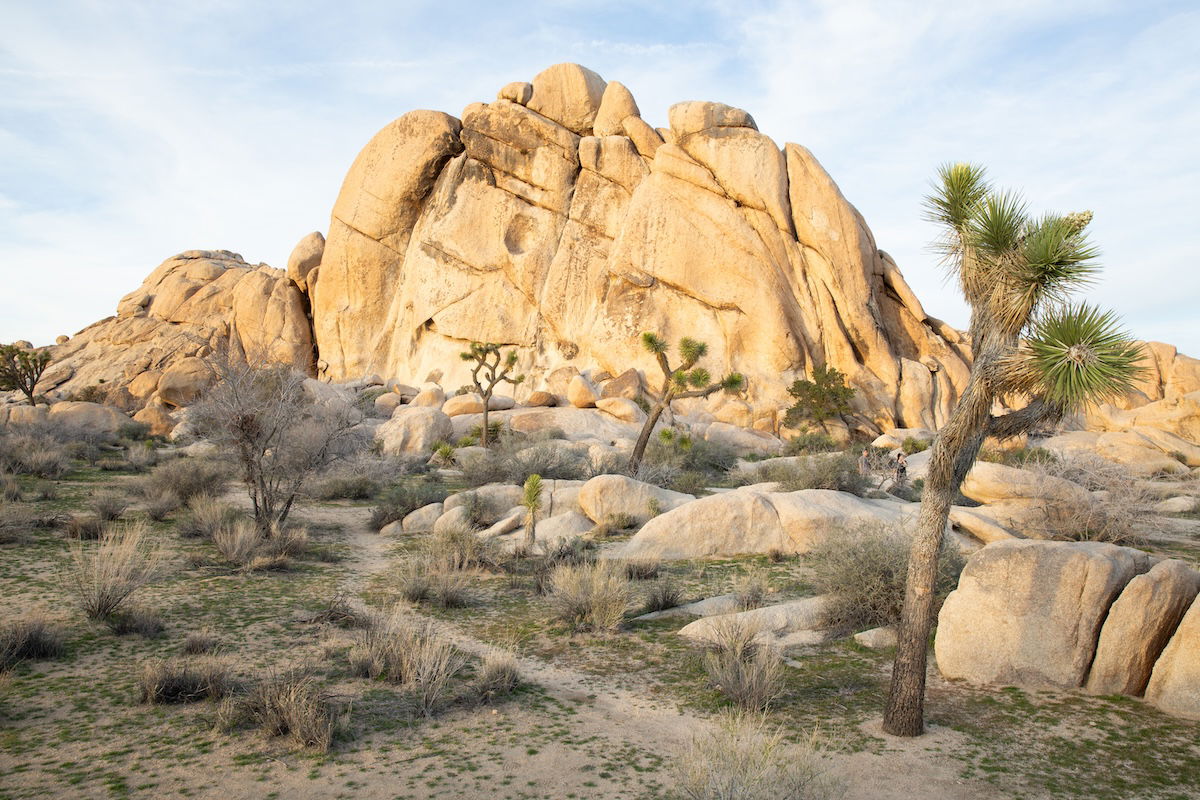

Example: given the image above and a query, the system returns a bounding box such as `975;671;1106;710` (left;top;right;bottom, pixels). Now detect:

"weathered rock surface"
401;502;444;534
678;596;834;647
577;475;693;525
374;407;453;455
287;231;325;290
1145;594;1200;719
47;401;129;435
935;540;1149;689
1086;559;1200;696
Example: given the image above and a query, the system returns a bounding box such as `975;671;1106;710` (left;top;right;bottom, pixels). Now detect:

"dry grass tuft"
182;628;220;655
65;514;105;541
0;613;67;670
475;649;520;703
397;557;472;608
67;521;165;619
623;556;662;581
547;562;633;633
136;458;228;504
143;489;181;522
105;605;166;638
701;617;783;712
347;609;466;716
218;670;342;752
641;578;684;614
139;657;235;703
90;491;128;522
732;568;770;611
212;520;262;567
177;495;239;539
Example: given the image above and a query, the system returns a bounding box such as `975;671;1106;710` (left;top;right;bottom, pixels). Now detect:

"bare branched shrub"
807;523;963;629
548;562;633;633
347;610;465;716
1027;454;1160;545
135;457;228;503
177;495;239;539
190;351;368;531
139;657;235;703
0;613;67;670
182;628;220;655
623;556;662;581
308;593;376;630
67;521;165;619
90;491;128;522
642;578;684;614
220;669;341;751
475;649;520;703
701;617;783;711
732;569;770;611
673;711;844;800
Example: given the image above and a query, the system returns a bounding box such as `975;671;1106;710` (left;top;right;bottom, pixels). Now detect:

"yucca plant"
521;473;543;551
628;334;745;474
884;164;1145;737
459;342;524;448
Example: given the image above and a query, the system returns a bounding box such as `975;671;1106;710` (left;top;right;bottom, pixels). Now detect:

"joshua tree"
0;344;51;406
882;164;1144;737
784;364;855;429
521;473;543;551
628;334;745;474
460;342;524;448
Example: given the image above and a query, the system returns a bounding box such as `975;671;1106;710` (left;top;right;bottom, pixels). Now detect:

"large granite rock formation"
308;62;973;436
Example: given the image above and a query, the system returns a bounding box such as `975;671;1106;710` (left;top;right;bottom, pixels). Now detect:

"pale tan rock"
948;507;1021;545
402;502;444;533
527;62;606;135
286;231;324;290
47;401;129;435
960;461;1091;507
506;407;640;443
127;371;161;403
1157;496;1199;514
935;540;1149;689
668;101;756;136
132;400;174;437
409;386;445;408
525;390;557;407
596;397;644;424
592;80;640;136
497;81;533;105
678;125;793;234
703;422;783;456
600;368;641;400
375;392;404;415
679;596;832;647
578;135;647;193
157;357;212;408
531;510;594;544
1145;595;1200;719
443;483;523;524
577;475;693;525
567;375;600;408
4;405;48;425
375;407;453;455
55;335;69;345
854;626;898;649
1087;559;1200;696
443;393;486;416
622;116;664;159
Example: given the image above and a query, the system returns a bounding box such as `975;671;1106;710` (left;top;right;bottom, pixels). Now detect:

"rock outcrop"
309;62;973;436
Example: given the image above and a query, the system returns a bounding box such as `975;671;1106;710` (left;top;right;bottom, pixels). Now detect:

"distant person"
858;448;870;475
894;451;908;487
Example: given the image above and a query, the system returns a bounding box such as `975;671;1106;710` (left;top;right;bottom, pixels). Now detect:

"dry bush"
67;521;165;619
65;514;105;540
623;557;662;581
105;605;166;637
368;475;448;530
139;657;234;703
806;522;963;629
475;649;520;703
732;569;770;611
756;453;868;496
1;474;21;502
0;613;67;670
347;609;465;716
427;520;496;572
124;444;158;473
213;520;262;567
701;617;783;712
458;436;586;489
397;557;471;608
90;491;128;522
548;562;633;633
137;458;229;504
1028;454;1160;545
182;628;220;655
673;711;844;800
262;524;308;559
590;512;638;538
0;432;70;478
177;495;239;539
143;489;181;522
308;593;376;630
34;480;58;501
642;578;684;614
220;669;341;752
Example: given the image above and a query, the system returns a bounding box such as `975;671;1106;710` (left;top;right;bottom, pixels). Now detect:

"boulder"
577;475;693;525
1145;595;1200;719
525;390;557;407
433;505;472;534
935;540;1149;689
703;422;784;456
286;231;325;290
960;461;1091;507
592;80;640;136
668;101;757;136
157;357;212;407
596;397;645;424
1086;559;1200;696
400;502;443;534
526;62;607;135
375;392;404;415
871;428;935;450
635;592;741;621
443;483;523;525
375;407;453;455
443;393;486;416
599;368;642;400
481;506;524;537
132;400;175;437
409;385;445;408
678;596;833;647
567;375;600;408
127;371;162;402
47;401;129;435
1156;496;1199;514
497;81;533;105
532;510;595;543
854;626;898;650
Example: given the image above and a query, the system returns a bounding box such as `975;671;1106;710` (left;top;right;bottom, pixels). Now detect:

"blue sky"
2;0;1197;355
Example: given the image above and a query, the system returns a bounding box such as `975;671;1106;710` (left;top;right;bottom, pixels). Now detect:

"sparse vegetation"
66;521;165;619
783;364;855;430
0;613;66;670
136;457;229;504
218;669;342;752
459;341;525;448
474;649;520;702
368;475;448;530
753;453;868;496
548;562;633;633
700;617;783;711
139;657;235;703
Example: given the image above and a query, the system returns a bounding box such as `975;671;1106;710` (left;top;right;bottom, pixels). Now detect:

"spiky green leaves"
783;365;854;428
924;163;990;232
720;372;746;393
522;473;543;512
641;332;668;355
1012;304;1144;410
678;337;708;368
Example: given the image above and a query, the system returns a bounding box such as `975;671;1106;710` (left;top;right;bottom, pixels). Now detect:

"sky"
1;0;1197;355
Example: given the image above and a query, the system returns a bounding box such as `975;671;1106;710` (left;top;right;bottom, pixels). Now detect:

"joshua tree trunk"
480;389;492;448
628;400;668;475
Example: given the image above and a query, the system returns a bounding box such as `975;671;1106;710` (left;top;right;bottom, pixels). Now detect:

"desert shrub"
67;521;165;619
213;520;262;567
475;649;520;703
137;458;229;503
427;520;496;572
807;522;964;629
623;557;661;581
783;432;840;455
977;445;1057;467
1028;454;1159;544
901;436;930;454
368;475;448;531
261;524;309;559
644;429;737;485
700;617;783;711
759;453;868;496
177;495;240;539
1;474;21;502
459;435;586;488
143;489;181;522
220;669;341;751
672;711;843;800
139;657;234;703
105;605;166;637
0;614;67;670
307;593;376;630
548;562;633;633
124;443;158;472
33;480;58;501
731;569;769;610
347;610;466;716
65;514;105;540
590;512;638;538
90;491;128;522
2;437;70;478
307;472;378;501
182;628;220;655
0;505;64;543
397;557;472;608
642;578;684;614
